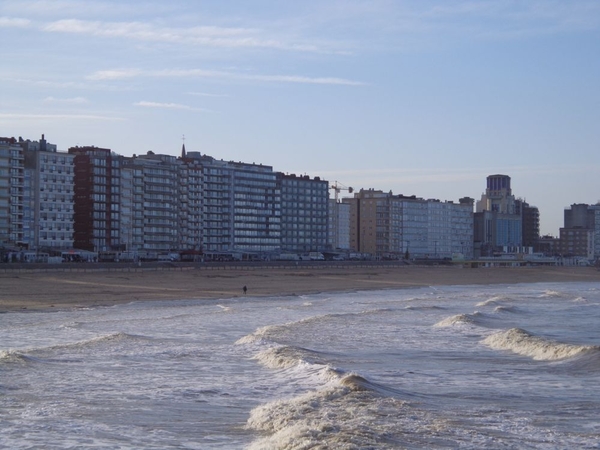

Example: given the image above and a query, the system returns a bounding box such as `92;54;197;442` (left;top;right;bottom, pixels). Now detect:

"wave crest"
483;328;598;361
254;346;325;370
434;312;482;328
0;350;31;364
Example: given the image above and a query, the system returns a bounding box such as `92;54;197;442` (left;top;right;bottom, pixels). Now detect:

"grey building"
21;135;75;251
278;173;329;254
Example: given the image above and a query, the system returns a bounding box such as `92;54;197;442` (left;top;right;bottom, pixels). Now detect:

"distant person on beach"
243;285;247;295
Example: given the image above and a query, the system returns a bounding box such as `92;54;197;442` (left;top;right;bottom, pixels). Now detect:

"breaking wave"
476;296;511;307
434;312;484;328
0;350;33;364
245;362;415;450
254;346;327;370
482;328;599;361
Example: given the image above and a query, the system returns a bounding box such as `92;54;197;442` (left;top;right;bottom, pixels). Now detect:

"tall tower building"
68;146;121;252
474;174;522;256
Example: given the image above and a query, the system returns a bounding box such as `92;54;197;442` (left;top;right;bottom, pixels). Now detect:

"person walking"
243;285;247;295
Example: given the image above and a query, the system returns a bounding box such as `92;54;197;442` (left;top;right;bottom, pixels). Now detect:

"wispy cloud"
43;18;320;52
134;101;211;112
86;69;142;81
88;67;365;86
0;16;30;27
43;96;88;104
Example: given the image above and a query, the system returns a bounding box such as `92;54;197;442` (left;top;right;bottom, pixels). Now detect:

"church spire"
181;134;186;158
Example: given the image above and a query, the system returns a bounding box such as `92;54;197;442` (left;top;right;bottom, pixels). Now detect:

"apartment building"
559;203;600;259
185;152;283;258
346;189;473;259
278;173;329;254
178;155;203;254
120;152;182;255
21;135;75;250
68;146;121;252
515;199;540;248
0;137;18;246
328;198;350;250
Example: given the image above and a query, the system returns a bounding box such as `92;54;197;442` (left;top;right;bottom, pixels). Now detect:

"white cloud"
42;18;320;52
134;101;210;112
86;69;142;81
244;74;364;86
88;67;365;86
0;16;30;27
43;96;88;104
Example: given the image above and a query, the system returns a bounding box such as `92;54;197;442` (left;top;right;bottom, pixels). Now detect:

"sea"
1;281;599;449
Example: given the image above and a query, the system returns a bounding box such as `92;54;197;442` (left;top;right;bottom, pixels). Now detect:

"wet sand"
1;265;599;312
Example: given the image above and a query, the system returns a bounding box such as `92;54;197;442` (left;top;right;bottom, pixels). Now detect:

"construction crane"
330;181;353;202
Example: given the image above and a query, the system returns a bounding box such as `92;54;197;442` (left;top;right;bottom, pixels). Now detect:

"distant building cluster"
1;134;599;265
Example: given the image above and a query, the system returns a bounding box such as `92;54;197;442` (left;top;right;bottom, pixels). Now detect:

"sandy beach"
1;264;599;312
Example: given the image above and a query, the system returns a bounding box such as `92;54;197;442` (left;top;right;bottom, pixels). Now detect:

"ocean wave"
237;309;394;346
1;333;142;363
0;350;32;364
254;345;327;370
50;332;143;351
476;296;510;307
246;374;411;450
539;290;563;298
434;312;484;328
482;328;599;361
493;305;519;314
404;305;444;311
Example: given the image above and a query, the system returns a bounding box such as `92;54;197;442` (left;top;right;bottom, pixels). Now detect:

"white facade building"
348;189;473;259
328;199;350;250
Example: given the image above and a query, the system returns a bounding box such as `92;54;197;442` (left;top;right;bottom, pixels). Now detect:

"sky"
1;0;599;236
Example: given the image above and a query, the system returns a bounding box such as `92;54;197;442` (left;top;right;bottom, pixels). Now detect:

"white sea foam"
254;345;325;370
540;290;562;298
434;312;483;328
246;379;409;450
476;296;509;307
482;328;597;361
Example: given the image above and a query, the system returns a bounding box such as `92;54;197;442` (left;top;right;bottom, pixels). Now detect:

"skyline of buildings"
1;133;599;262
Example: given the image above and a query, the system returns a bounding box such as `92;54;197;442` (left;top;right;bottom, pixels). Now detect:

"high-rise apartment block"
278;173;329;254
0;137;21;247
328;199;350;250
515;199;540;249
68;146;121;252
345;189;473;259
559;203;600;259
22;135;75;250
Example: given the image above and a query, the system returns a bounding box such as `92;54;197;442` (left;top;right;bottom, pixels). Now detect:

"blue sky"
1;0;599;235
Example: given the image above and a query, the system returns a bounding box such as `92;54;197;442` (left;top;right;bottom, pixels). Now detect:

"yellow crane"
330;181;353;202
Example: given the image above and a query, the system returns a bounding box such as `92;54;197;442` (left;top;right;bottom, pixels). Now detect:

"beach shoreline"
1;265;599;313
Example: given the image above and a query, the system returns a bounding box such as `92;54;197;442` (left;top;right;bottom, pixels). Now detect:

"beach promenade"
1;263;598;312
